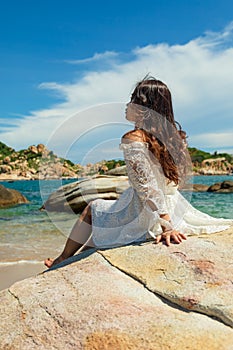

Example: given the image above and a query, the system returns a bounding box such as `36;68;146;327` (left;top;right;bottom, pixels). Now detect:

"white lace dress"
91;141;233;248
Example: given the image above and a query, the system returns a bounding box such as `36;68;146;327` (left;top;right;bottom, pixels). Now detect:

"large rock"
107;165;127;176
182;181;233;193
43;173;233;216
1;228;233;349
3;156;11;164
182;183;209;192
43;175;129;213
44;175;233;215
28;145;38;154
208;180;233;193
192;183;209;192
37;143;46;153
101;227;233;328
0;184;28;208
0;164;11;173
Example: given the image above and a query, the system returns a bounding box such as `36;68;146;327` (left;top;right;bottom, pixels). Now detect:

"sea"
0;175;232;268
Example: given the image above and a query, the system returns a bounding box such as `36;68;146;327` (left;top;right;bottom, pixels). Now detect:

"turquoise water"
189;175;233;219
0;179;76;221
0;175;232;262
0;179;78;262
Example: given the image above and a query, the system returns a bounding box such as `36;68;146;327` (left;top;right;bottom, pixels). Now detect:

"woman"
45;77;233;268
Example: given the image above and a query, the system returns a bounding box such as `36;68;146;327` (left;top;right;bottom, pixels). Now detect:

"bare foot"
44;256;65;268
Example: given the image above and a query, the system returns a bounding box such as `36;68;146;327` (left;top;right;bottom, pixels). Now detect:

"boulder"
208;180;233;193
192;183;209;192
182;183;209;192
0;184;28;208
0;164;11;173
207;182;221;192
3;156;11;164
43;175;129;213
37;143;46;153
28;145;38;154
183;181;233;193
101;227;233;328
42;176;233;214
0;227;233;349
107;165;127;176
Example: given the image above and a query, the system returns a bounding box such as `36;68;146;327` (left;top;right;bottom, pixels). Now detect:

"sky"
0;0;233;164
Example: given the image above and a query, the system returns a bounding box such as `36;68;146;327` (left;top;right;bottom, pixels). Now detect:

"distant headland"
0;141;232;181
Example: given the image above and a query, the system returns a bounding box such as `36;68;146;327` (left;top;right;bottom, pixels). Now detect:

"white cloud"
190;132;233;148
1;23;233;162
64;51;119;64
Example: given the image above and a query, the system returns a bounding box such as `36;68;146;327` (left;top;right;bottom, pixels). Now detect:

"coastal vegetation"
0;141;80;180
188;147;233;163
188;147;233;175
0;141;232;180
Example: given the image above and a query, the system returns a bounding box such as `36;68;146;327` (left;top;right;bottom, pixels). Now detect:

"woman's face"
125;103;136;122
125;103;144;128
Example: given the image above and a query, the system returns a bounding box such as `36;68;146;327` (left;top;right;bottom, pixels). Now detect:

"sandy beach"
0;261;45;291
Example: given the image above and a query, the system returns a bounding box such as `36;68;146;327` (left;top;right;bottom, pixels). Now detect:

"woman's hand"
155;229;187;246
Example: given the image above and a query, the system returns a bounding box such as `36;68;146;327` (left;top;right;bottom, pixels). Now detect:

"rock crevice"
98;246;232;328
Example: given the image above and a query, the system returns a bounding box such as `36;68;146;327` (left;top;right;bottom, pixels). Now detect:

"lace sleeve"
120;141;170;217
120;141;173;236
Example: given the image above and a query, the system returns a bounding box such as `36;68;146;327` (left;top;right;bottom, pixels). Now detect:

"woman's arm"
121;130;168;216
121;130;186;246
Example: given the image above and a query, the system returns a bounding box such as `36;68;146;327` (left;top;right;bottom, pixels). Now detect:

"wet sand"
0;261;46;291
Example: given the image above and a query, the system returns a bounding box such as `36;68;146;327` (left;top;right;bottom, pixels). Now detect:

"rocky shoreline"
1;173;232;210
0;184;28;208
1;141;233;181
0;142;80;180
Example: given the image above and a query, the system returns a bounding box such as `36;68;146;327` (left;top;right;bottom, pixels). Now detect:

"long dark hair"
130;76;188;185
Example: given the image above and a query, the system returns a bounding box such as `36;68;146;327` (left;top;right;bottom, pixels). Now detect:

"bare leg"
44;202;95;268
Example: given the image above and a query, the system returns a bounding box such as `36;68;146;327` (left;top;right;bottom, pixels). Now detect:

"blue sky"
0;0;233;163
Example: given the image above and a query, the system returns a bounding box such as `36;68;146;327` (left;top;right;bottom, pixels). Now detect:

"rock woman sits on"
45;77;233;268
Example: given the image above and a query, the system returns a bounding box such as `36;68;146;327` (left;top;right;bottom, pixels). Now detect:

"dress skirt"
90;186;233;248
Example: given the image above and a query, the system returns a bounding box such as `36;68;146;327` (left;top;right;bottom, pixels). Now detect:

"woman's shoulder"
120;130;150;152
121;129;146;143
